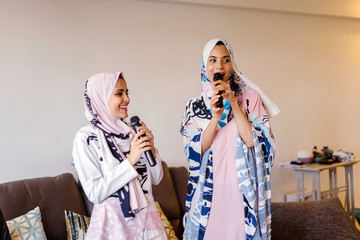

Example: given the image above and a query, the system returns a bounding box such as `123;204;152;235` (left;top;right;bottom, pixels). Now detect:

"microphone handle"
216;92;223;108
144;150;156;167
134;127;157;167
214;77;224;108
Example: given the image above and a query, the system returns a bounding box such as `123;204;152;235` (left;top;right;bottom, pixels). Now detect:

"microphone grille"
130;116;140;126
213;73;223;81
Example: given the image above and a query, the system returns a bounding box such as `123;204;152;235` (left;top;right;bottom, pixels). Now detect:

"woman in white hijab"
72;72;166;240
180;39;279;240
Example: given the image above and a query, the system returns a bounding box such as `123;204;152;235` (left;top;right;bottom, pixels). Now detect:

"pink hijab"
84;72;132;135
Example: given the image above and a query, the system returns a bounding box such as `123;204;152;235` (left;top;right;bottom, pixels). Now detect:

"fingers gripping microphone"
130;116;157;167
213;73;224;108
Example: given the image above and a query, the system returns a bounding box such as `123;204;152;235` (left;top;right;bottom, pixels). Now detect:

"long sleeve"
242;89;276;159
236;89;275;240
72;127;138;204
180;98;205;167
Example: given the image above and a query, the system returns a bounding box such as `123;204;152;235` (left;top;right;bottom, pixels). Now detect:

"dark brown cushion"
169;166;189;217
152;162;181;221
271;197;360;240
152;162;189;239
0;173;88;240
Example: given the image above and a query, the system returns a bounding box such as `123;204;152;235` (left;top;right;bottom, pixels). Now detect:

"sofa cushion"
155;202;178;240
271;197;360;240
169;166;189;218
6;206;46;240
64;210;90;240
0;173;88;240
152;162;182;236
152;162;181;219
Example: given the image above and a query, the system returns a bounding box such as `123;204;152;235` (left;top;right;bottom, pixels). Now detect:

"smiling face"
108;77;130;119
206;44;232;82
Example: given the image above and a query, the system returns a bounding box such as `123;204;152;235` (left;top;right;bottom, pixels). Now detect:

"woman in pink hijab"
72;72;167;239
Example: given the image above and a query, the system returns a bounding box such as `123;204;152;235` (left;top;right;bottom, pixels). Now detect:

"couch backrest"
152;161;188;239
272;197;360;240
0;173;88;240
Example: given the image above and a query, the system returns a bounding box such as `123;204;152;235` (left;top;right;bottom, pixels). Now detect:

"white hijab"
202;38;280;118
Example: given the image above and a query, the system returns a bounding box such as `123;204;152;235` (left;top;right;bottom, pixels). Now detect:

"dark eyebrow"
209;55;230;58
114;89;129;94
114;89;124;92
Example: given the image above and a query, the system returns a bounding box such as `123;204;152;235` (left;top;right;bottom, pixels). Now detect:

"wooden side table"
293;160;358;225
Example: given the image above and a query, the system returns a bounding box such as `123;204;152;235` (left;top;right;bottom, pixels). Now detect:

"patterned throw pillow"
64;210;90;240
155;202;178;240
6;206;47;240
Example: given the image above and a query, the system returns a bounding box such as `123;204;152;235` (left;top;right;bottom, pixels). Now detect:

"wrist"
211;116;221;123
209;117;221;130
127;154;137;166
228;96;239;106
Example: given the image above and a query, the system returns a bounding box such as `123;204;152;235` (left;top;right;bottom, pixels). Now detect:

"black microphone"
213;73;224;108
130;116;157;167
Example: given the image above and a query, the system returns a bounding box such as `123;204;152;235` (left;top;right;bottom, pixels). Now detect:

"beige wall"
0;0;359;204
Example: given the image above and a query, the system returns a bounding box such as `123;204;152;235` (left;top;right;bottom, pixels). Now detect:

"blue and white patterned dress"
180;38;278;240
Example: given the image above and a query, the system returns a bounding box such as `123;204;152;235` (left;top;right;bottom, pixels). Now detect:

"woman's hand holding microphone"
128;120;155;166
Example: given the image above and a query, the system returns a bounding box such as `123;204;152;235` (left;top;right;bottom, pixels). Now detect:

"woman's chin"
117;113;128;119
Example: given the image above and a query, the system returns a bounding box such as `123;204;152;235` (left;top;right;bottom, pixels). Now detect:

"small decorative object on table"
313;146;336;164
297;150;313;164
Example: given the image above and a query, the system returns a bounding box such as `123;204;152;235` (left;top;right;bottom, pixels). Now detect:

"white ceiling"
139;0;360;19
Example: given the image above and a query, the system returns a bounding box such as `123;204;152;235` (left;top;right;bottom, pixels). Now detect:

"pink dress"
204;89;266;240
204;119;246;240
85;197;167;240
